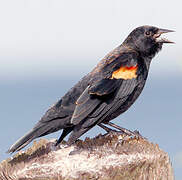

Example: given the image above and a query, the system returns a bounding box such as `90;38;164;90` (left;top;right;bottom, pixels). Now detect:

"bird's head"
123;25;174;58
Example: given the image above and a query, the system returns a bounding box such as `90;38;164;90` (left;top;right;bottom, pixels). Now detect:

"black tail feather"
7;129;36;153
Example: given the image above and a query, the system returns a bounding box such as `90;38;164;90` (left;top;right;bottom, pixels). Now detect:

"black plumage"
8;25;174;153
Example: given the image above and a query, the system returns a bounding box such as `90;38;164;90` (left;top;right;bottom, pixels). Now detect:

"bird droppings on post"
1;132;174;180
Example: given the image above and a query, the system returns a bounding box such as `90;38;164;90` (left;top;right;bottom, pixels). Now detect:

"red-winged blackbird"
8;25;174;153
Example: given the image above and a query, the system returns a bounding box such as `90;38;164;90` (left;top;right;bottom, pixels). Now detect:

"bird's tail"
7;129;37;153
7;117;69;153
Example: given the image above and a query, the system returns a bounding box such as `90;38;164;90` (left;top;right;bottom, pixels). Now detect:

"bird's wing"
88;78;122;96
82;78;138;128
71;53;139;126
70;80;120;125
68;77;138;144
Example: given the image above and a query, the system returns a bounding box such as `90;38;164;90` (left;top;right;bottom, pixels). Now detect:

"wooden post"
0;132;174;180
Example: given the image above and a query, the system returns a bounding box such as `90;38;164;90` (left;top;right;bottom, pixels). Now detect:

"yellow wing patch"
111;65;138;80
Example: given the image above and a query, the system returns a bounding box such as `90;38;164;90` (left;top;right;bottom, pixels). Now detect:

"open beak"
154;28;175;43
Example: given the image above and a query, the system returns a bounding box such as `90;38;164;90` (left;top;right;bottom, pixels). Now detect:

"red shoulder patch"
111;65;138;80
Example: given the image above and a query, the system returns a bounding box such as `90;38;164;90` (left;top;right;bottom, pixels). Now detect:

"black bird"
8;25;174;153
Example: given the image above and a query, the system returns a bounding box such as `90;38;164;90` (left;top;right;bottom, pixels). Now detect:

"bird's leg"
105;122;144;138
55;127;73;146
98;123;118;133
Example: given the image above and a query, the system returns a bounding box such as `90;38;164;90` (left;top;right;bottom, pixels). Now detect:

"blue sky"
0;0;181;179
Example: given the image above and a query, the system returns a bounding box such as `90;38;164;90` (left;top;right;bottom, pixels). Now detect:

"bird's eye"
145;31;151;36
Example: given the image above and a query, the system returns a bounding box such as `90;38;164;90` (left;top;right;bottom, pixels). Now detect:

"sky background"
0;0;181;179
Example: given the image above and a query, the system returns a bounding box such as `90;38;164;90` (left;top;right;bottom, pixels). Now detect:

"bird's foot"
133;130;147;139
53;139;70;150
54;139;81;155
98;123;118;133
101;122;146;139
49;141;60;151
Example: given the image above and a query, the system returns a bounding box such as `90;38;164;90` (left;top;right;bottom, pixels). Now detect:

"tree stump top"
0;132;174;180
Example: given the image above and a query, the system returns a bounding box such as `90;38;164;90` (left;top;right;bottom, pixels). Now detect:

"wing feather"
71;87;101;125
71;79;122;125
88;79;122;96
82;78;137;128
71;54;139;126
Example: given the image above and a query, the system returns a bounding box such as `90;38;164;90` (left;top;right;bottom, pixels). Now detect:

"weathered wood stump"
0;132;174;180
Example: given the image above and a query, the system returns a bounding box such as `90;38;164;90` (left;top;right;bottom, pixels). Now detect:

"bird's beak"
154;28;175;43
